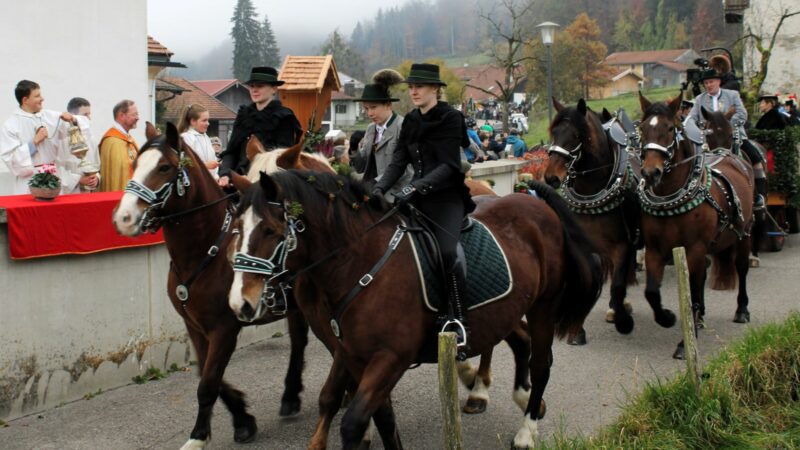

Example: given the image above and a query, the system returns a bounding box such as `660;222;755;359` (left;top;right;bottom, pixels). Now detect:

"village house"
602;48;700;93
157;77;237;146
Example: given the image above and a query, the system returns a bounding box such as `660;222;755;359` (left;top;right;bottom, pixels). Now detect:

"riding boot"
754;177;768;215
444;256;469;361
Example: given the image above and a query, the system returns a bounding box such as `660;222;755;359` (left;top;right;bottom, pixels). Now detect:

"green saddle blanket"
408;218;512;313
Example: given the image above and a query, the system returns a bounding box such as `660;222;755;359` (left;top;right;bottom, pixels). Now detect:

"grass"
523;86;681;147
536;312;800;449
441;52;493;68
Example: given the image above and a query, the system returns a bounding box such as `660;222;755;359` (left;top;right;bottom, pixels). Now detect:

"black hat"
758;93;779;102
353;84;398;102
245;67;285;86
681;100;694;109
404;63;447;86
699;69;722;82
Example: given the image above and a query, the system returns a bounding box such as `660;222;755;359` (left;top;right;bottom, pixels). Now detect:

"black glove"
394;184;416;206
371;187;385;198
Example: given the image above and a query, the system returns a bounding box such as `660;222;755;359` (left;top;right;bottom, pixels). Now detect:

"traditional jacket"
219;100;302;177
181;128;218;179
377;101;475;213
57;115;100;193
0;108;69;194
357;113;412;200
755;108;790;130
689;88;748;138
98;125;139;192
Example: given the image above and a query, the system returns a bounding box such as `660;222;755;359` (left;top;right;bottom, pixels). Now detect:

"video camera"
683;58;710;98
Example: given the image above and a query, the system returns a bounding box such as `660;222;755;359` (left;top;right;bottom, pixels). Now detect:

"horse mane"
247;148;333;181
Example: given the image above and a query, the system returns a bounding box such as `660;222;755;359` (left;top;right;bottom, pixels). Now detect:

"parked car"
510;113;529;134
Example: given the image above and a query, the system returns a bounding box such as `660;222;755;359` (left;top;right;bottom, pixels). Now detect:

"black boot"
443;258;469;361
754;177;768;213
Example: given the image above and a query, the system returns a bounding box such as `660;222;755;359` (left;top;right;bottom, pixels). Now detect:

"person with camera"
709;54;740;92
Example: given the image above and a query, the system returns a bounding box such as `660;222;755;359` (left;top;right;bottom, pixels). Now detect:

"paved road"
3;236;798;450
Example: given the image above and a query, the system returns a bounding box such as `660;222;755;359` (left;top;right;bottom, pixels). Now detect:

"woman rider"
372;63;475;354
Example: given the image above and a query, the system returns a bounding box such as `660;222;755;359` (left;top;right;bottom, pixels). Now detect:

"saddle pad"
408;218;513;313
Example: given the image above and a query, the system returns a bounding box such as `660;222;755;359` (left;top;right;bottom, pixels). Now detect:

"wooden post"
673;246;701;390
438;332;463;450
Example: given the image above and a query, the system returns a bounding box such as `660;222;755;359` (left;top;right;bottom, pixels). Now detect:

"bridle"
547;141;583;179
637;117;683;173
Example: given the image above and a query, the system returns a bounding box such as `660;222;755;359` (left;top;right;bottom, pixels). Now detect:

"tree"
612;10;638;52
524;31;583;104
320;30;367;80
230;0;262;81
563;13;615;99
259;14;280;68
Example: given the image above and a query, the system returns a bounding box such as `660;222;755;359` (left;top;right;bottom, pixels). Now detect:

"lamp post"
536;21;560;123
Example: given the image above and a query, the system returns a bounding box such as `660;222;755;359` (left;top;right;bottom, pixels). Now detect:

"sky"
148;0;408;61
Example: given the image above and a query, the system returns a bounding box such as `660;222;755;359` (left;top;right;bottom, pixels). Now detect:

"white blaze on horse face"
229;206;262;315
113;149;161;236
649;116;659;127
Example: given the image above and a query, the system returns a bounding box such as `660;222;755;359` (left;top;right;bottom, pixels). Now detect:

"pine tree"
230;0;262;81
612;10;638;52
259;14;280;67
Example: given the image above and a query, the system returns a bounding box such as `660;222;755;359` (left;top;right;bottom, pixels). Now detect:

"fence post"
438;332;463;450
673;246;701;390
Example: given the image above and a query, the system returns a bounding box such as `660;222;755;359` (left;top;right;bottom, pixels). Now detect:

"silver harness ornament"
123;152;191;232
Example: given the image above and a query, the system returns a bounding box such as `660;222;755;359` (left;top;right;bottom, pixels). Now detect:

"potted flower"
29;171;62;200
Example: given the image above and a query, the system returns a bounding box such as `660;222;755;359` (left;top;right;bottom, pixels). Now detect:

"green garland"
747;128;800;207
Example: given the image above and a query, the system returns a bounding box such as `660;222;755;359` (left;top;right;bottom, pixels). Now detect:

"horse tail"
711;250;738;290
528;180;609;338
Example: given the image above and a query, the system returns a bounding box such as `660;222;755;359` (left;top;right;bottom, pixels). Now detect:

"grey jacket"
358;113;412;200
688;88;748;138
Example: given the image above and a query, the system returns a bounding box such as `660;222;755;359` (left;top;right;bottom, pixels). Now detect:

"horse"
111;123;328;449
544;99;642;343
227;169;606;449
637;93;754;359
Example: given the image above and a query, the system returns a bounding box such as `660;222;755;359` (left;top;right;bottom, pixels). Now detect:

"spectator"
209;136;223;157
177;104;219;179
505;128;527;157
99;99;139;191
755;94;789;130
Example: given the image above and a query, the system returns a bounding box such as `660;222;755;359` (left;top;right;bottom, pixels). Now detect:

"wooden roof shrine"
278;55;341;131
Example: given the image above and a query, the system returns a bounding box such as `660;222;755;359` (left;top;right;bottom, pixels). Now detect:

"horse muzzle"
544;174;563;189
641;166;663;187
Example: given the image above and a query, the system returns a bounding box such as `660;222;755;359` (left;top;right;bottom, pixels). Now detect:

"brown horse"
544;99;642;343
637;93;754;359
227;169;606;449
112;124;328;449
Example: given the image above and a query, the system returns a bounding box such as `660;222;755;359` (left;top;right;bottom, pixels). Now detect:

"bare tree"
473;0;538;132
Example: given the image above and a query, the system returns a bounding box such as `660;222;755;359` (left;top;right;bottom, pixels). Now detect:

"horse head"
638;92;684;187
544;98;606;189
246;136;333;181
701;105;735;151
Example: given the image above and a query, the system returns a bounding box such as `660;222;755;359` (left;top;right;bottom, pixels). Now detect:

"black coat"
720;73;740;92
755;108;789;130
377;101;475;214
219;100;303;177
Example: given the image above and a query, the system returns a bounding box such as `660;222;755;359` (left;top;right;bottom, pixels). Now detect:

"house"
148;36;186;123
277;55;342;132
604;49;699;89
192;79;251;113
592;68;646;99
739;0;800;93
326;90;360;129
157;77;237;146
451;65;528;106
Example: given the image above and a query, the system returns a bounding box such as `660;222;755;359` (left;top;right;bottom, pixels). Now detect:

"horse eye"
158;164;171;173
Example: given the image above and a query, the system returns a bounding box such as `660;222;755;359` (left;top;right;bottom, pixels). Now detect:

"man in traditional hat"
352;69;411;201
218;66;302;187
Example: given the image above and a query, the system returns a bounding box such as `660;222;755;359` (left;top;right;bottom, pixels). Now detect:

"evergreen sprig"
747;128;800;207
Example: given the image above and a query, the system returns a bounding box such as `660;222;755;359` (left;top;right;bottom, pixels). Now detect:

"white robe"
181;128;219;179
57;115;101;194
0;108;69;194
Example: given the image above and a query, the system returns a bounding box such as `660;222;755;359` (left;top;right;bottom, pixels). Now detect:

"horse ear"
165;122;180;150
577;98;587;116
230;171;252;194
145;121;160;140
701;105;711;120
724;106;736;121
667;93;682;117
246;135;266;162
276;140;305;169
638;91;651;114
552;97;564;113
258;171;280;200
601;108;613;122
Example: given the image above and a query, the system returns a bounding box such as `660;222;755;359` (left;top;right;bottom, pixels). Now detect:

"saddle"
404;212;473;274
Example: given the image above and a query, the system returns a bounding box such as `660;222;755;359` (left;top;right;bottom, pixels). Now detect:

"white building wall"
0;0;152;195
743;0;800;94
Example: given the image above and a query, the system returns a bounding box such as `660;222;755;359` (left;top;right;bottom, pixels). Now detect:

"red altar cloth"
0;192;163;260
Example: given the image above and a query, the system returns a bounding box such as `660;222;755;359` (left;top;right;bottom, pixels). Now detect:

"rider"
687;69;768;211
372;62;475;351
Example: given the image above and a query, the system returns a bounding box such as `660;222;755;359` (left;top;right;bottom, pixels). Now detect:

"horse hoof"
357;439;372;450
233;414;257;443
749;255;760;268
696;316;705;329
624;300;633;314
656;309;677;328
672;345;685;360
733;312;751;323
279;398;301;417
537;399;547;420
463;397;488;414
567;329;587;346
605;308;615;323
615;314;634;335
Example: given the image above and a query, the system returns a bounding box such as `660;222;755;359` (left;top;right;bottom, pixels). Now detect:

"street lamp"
536;21;560;123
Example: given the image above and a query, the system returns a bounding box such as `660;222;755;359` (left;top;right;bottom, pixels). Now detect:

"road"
3;236;797;449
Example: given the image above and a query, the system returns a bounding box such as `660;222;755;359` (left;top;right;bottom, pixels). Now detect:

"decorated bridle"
547;140;583;180
637;116;683;174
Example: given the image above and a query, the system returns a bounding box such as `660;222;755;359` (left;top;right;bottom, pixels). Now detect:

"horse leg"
462;348;493;414
506;323;532;412
610;246;635;334
734;239;751;323
309;350;351;450
340;354;405;450
371;397;403;450
280;310;309;417
513;309;554;450
181;327;240;450
644;251;676;328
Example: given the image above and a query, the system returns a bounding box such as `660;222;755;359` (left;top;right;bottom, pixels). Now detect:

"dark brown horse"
544;99;642;342
637;93;754;359
112;124;328;449
227;169;606;449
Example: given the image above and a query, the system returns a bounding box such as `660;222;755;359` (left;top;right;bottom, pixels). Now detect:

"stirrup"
753;194;765;211
441;319;468;348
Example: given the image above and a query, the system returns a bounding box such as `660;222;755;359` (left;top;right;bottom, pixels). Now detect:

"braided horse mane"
245;135;333;180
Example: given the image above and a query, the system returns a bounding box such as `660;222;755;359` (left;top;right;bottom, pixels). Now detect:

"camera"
682;58;710;98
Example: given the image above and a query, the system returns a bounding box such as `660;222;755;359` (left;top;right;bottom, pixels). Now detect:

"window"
335;104;347;114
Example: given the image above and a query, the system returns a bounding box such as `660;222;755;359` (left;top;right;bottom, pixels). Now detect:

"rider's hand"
394;185;416;206
371;187;384;198
218;176;230;187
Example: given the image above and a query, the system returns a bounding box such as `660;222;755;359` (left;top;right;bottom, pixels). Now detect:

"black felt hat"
353;84;398;102
245;66;285;86
681;100;694;109
758;93;779;102
404;63;447;86
699;69;722;82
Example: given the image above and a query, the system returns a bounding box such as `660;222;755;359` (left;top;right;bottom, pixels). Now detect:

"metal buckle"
359;274;373;287
208;245;219;256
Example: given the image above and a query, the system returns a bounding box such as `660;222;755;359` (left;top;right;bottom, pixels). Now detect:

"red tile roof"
158;77;237;121
192;79;241;97
278;55;341;92
147;36;173;57
331;90;355;100
655;60;689;72
605;49;691;65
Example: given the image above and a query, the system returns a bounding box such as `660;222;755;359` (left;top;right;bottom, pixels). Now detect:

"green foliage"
230;0;262;81
28;172;60;189
287;201;304;218
321;29;366;80
132;366;166;384
258;14;281;68
747;127;800;207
